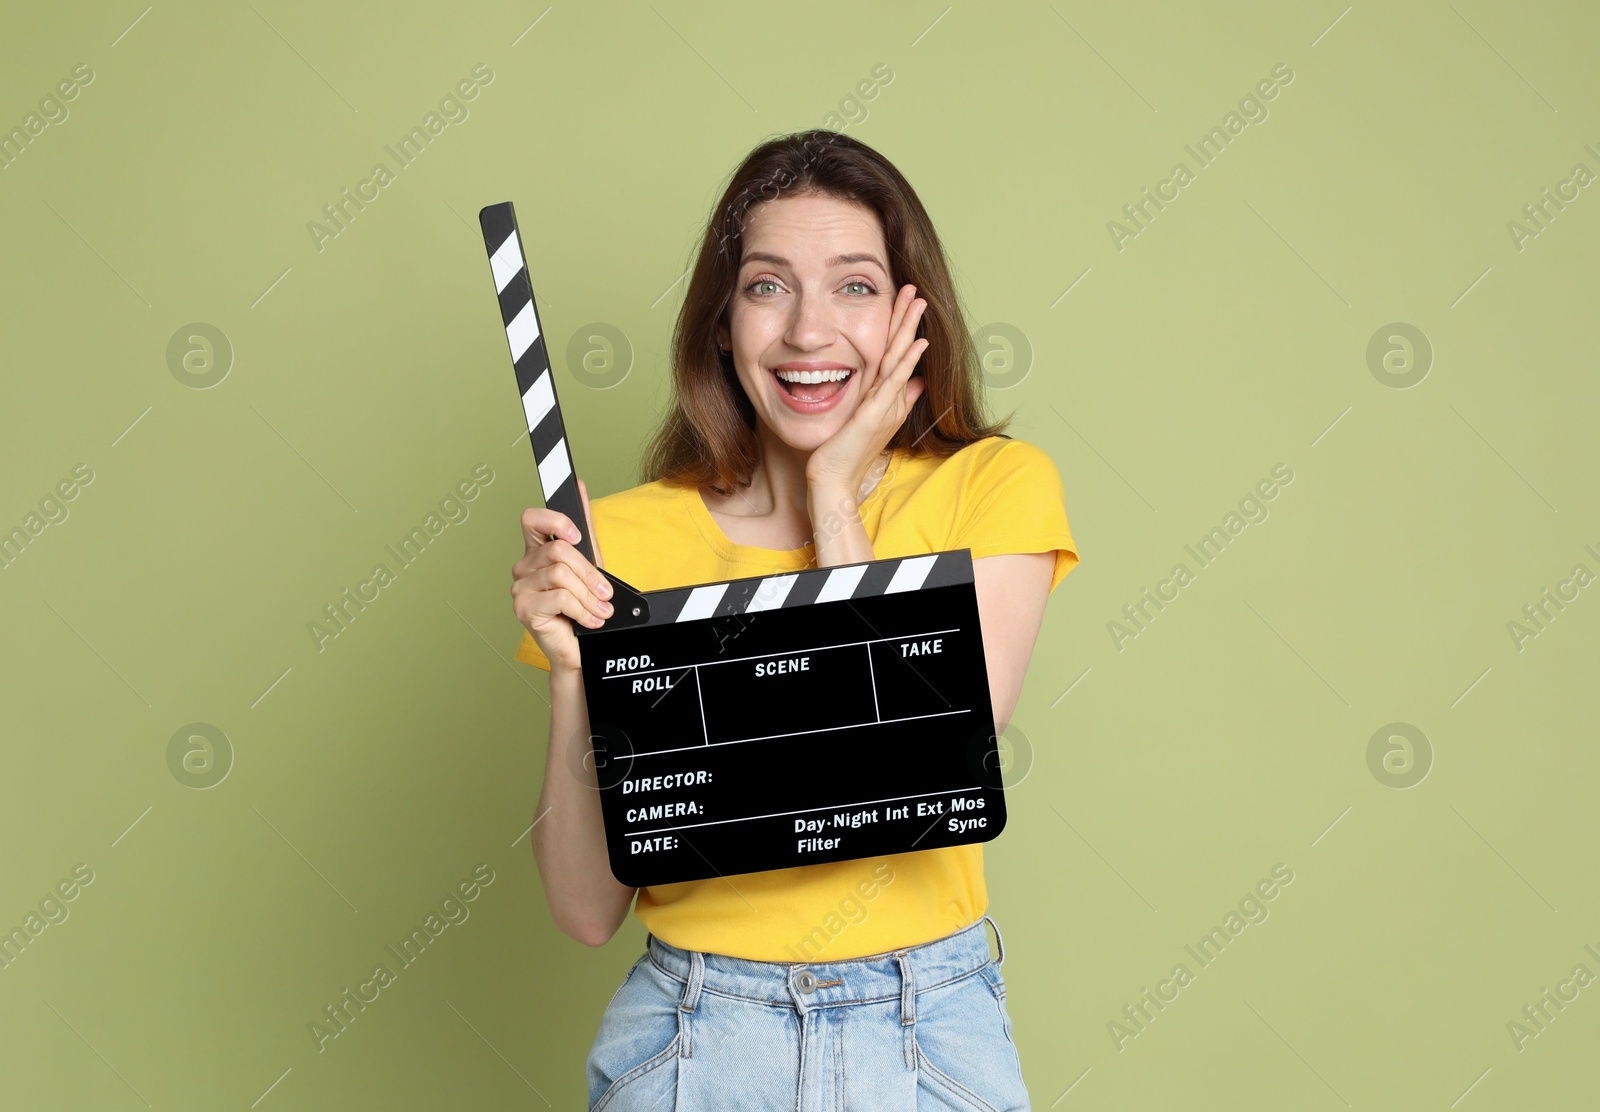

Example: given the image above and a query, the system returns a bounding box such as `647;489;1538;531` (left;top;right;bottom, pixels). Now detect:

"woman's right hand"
510;478;612;673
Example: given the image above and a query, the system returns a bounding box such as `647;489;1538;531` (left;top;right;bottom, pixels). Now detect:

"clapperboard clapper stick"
479;201;1006;887
479;202;649;626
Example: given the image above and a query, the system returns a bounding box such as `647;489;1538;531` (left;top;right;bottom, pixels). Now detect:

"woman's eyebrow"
742;251;887;272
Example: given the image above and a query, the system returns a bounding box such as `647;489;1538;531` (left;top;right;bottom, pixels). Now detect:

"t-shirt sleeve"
515;628;553;672
950;439;1079;593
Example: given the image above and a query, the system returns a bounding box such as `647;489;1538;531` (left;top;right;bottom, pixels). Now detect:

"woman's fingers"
864;286;927;414
545;560;612;625
903;371;927;408
519;504;604;582
513;503;612;619
517;488;603;566
888;281;919;338
890;284;920;339
513;532;602;594
539;539;612;617
514;557;609;628
521;505;579;553
513;569;606;631
882;287;925;370
858;284;909;399
892;335;928;384
886;289;926;376
510;498;613;669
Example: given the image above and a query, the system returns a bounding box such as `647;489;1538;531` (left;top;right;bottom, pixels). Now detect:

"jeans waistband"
646;914;1004;1013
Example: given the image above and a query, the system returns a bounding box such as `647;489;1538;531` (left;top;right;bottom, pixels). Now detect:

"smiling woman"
650;132;999;502
508;129;1079;1110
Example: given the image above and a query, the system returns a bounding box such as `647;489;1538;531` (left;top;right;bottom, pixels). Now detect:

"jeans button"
795;970;817;994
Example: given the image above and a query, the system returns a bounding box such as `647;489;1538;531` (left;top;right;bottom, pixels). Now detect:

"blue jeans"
586;914;1029;1110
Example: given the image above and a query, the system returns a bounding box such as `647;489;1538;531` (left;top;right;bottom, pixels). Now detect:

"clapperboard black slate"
479;201;1006;887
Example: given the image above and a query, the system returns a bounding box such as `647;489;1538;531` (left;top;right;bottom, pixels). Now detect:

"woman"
510;128;1077;1110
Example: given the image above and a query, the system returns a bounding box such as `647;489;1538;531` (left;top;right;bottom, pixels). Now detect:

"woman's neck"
702;425;892;547
740;423;813;520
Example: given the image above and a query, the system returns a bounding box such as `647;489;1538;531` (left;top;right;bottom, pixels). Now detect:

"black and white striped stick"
478;201;648;630
639;549;974;627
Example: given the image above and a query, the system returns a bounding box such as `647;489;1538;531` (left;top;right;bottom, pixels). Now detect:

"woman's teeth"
775;369;852;384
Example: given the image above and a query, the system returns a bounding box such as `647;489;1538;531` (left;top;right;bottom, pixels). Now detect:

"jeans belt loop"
676;948;704;1059
983;913;1006;967
678;948;705;1014
895;949;916;1069
895;951;915;1026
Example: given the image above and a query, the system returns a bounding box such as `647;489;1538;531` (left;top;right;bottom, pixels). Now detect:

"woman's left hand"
805;283;929;502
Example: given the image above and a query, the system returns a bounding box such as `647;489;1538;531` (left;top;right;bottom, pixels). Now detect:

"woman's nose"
784;291;836;349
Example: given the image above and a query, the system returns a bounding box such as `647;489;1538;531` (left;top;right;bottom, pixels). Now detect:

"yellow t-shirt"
515;434;1078;960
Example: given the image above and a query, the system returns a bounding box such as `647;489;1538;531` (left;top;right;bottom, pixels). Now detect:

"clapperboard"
479;201;1006;887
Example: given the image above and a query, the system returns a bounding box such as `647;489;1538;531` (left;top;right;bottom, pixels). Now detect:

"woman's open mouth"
771;366;854;411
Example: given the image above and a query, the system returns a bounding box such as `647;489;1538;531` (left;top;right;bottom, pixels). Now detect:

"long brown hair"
641;128;1010;495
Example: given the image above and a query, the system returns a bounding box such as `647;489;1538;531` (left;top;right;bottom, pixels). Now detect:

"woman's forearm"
528;662;637;946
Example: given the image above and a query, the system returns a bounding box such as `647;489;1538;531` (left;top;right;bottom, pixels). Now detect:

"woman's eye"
746;279;876;296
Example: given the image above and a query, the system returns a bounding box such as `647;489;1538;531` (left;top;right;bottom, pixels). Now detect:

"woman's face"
717;192;898;454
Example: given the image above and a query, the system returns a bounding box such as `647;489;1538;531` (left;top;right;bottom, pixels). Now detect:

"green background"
2;1;1596;1107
